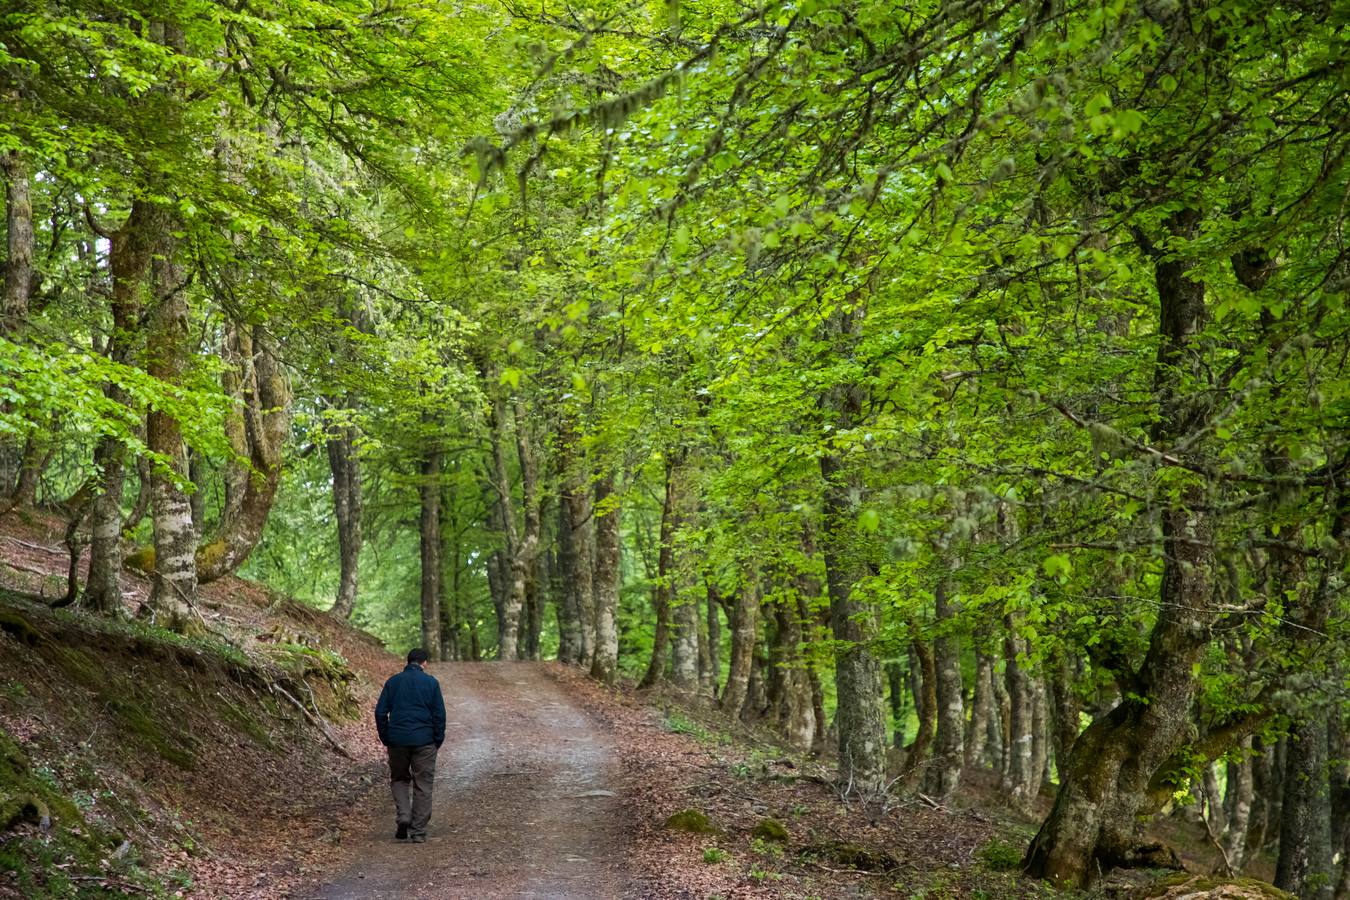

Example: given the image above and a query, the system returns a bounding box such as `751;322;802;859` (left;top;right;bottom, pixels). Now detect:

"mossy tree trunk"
195;324;289;583
640;454;683;688
1024;213;1219;886
85;201;159;614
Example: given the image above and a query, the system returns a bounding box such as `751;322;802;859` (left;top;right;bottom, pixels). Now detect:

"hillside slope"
0;508;397;899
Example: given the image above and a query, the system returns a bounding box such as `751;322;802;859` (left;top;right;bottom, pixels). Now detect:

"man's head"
407;648;430;667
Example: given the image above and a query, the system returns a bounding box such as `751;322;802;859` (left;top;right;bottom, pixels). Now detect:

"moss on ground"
751;818;790;842
665;809;719;834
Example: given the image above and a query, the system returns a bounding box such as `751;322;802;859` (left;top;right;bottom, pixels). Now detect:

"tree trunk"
488;395;520;659
85;202;159;615
925;579;965;802
326;397;362;620
1220;738;1255;873
1003;626;1039;808
145;233;199;630
1276;718;1334;900
0;149;33;495
967;647;994;767
887;660;908;748
121;455;152;537
720;581;759;715
419;446;441;655
667;472;698;692
774;597;816;751
1025;214;1219;886
640;456;683;688
703;580;721;697
196;324;289;582
500;400;540;660
904;638;936;785
1047;652;1082;780
590;470;621;684
1;149;32;332
818;340;887;797
556;419;591;666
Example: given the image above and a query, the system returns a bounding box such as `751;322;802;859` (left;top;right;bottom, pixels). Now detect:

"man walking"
374;648;445;842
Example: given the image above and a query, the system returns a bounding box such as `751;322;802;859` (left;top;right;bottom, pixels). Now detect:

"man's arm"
374;682;391;746
430;680;446;748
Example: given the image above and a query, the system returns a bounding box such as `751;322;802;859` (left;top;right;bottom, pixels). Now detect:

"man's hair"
407;648;430;665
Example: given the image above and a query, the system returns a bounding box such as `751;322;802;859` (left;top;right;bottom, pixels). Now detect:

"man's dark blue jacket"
374;664;446;748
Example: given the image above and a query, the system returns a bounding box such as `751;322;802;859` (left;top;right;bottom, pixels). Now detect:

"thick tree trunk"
590;470;621;684
720;581;759;716
555;491;583;664
500;400;540;660
925;580;965;801
419;447;441;655
1275;719;1333;900
85;202;159;614
145;234;199;630
1025;215;1219;886
326;397;362;620
196;325;289;582
640;456;683;688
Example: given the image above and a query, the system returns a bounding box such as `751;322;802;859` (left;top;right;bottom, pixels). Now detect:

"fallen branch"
270;681;353;760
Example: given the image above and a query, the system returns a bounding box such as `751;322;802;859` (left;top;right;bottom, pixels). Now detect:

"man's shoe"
395;823;409;840
411;834;427;843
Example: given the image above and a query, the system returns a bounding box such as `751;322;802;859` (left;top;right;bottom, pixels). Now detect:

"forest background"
2;0;1348;895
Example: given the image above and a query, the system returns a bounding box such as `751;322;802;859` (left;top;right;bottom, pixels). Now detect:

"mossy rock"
0;609;42;646
664;808;718;834
123;545;155;573
1131;874;1294;899
752;818;790;842
802;840;900;873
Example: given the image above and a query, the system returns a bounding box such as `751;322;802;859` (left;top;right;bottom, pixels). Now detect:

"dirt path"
311;662;631;900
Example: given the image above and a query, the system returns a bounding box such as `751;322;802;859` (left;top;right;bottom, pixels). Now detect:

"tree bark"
1;150;31;332
720;580;759;716
500;400;540;661
904;638;937;785
967;647;994;767
145;232;199;630
488;395;520;659
85;201;160;615
325;397;362;620
640;455;683;688
1047;652;1082;780
590;470;621;684
1025;217;1218;884
1220;738;1255;873
1003;625;1040;807
887;660;908;748
1276;720;1334;900
703;580;721;696
774;596;816;751
667;465;698;694
419;445;441;655
818;305;887;797
925;579;965;802
195;324;289;582
555;421;590;664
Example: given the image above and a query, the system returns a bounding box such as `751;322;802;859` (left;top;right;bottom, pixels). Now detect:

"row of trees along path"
2;1;1348;896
